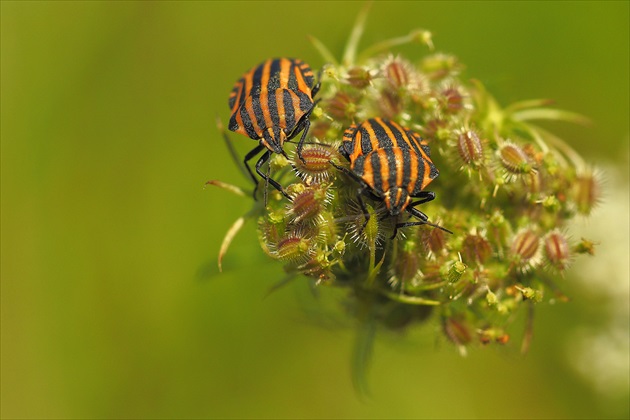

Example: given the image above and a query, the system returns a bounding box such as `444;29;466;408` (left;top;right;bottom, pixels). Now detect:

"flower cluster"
210;8;598;356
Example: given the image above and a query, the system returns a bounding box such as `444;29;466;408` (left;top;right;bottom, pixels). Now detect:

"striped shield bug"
332;117;452;236
228;58;320;200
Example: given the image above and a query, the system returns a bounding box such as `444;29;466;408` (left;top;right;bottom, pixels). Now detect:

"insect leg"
311;67;323;98
244;144;266;199
296;118;311;164
406;191;436;221
399;194;453;234
255;150;292;201
294;99;321;164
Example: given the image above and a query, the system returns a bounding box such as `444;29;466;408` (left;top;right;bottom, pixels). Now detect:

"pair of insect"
228;57;451;235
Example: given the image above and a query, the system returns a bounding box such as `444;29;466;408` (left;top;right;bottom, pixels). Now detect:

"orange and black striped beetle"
228;58;320;200
332;117;452;236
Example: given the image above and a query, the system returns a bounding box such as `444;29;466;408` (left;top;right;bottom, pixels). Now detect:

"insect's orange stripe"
294;64;311;98
350;129;364;162
239;68;262;135
421;158;433;189
410;149;419;192
260;59;274;130
363;156;375;188
393;147;404;188
396;188;403;208
278;59;293;127
275;89;286;128
235;106;244;131
374;119;410;190
364;120;381;152
233;77;247;131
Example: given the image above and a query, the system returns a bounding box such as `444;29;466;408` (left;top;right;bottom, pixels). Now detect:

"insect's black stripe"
340;126;356;159
389;120;423;158
412;152;427;193
370;151;384;194
287;60;299;92
385;147;398;192
359;126;373;155
416;135;432;158
286;62;307;126
298;62;314;89
386;120;412;150
267;59;281;91
400;147;412;191
273;125;283;144
267;59;282;129
343;127;355;142
409;132;430;160
412;134;438;190
239;103;258;139
353;154;365;178
282;89;295;132
428;160;439;179
296;89;312;113
287;60;313;113
249;63;267;132
251;61;264;96
369;119;394;149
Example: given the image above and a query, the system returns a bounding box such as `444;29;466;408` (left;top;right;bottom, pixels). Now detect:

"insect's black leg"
311;67;323;98
329;159;366;185
244;144;266;200
395;219;453;235
405;191;436;223
398;191;453;234
293;99;321;164
264;158;271;206
329;160;373;232
390;191;452;236
255;150;292;201
408;191;436;208
296;118;311;164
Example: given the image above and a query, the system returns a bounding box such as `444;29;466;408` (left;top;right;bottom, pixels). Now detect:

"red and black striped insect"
228;58;320;199
333;117;452;235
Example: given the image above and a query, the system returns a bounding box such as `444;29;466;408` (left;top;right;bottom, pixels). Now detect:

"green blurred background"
2;1;628;418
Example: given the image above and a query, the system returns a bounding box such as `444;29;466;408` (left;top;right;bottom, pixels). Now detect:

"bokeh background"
2;1;628;418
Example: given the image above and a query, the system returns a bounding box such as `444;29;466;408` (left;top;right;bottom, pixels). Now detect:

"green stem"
357;29;432;62
342;2;372;66
377;288;442;306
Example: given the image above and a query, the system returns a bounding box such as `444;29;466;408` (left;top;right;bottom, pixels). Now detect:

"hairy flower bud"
273;232;313;263
498;142;534;176
345;66;372;88
510;229;540;268
441;86;465;114
292;143;337;184
456;129;484;167
287;186;329;224
574;170;600;215
382;56;413;90
544;230;571;271
462;234;492;264
326;91;357;120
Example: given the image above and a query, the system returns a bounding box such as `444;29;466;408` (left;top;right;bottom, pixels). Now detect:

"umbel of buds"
209;5;598;379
